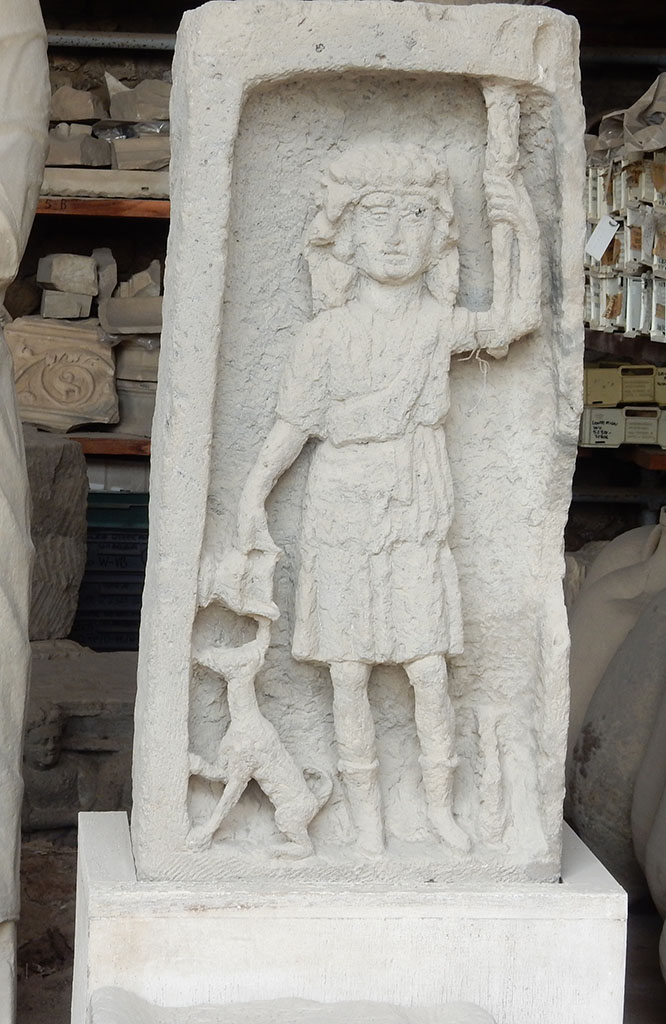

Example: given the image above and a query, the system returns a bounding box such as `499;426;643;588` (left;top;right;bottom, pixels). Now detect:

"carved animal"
190;620;331;856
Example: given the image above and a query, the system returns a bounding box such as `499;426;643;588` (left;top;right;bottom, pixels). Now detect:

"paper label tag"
586;215;620;261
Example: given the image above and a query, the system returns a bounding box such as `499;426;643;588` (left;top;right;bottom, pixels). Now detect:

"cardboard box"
579;407;625;447
584;362;658;405
584;364;622;406
620;363;656;403
624;405;660;444
640;161;655;204
653;212;666;278
584;276;592;325
588;274;601;328
586;167;598;220
624;275;644;336
598;167;612;218
620;161;644;212
599;275;625;331
652;276;666;342
624;206;646;273
611;161;622;215
654;366;666;405
653;153;666;209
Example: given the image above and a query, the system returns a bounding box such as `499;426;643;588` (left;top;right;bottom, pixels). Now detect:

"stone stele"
0;0;49;1018
131;0;585;888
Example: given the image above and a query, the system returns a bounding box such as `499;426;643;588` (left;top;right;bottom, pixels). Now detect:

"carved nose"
386;216;402;247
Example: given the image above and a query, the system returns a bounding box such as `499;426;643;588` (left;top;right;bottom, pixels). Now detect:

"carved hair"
26;704;63;734
306;141;459;310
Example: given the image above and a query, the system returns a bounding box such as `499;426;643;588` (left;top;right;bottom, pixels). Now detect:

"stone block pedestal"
72;813;627;1024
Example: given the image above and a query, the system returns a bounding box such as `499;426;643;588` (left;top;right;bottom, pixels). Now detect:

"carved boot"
420;755;470;852
340;759;385;857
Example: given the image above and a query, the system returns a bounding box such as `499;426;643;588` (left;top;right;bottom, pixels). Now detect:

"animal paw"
186;825;214;851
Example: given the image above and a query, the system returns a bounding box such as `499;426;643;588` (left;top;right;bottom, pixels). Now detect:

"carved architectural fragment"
5;316;118;431
94;247;119;301
111;135;171;171
50;84;108;122
40;290;92;319
24;427;87;641
37;253;99;296
106;74;171;122
46;123;111;168
41;167;170;200
99;296;163;335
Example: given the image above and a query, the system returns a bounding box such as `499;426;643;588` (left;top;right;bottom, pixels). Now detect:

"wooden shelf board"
69;434;151;456
585;329;666;365
37;197;170;219
578;444;666;471
618;446;666;471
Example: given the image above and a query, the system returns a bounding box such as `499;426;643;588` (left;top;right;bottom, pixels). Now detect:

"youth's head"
307;141;459;308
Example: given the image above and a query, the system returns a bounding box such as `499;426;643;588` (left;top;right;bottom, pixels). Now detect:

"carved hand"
236;503;279;556
484;173;523;231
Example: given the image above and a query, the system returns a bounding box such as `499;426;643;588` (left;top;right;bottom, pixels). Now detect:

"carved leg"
0;921;16;1024
329;661;384;856
272;798;316;859
405;655;470;852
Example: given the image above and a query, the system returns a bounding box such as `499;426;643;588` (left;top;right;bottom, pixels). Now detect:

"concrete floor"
15;836;666;1023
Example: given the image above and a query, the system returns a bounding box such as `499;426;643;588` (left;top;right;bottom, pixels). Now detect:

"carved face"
349;191;436;285
26;721;62;770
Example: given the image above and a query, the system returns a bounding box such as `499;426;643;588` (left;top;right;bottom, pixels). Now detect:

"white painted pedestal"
71;813;627;1024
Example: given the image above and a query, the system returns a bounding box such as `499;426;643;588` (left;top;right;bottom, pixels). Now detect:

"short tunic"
277;296;475;666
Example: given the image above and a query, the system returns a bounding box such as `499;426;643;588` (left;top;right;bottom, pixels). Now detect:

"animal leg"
188;771;249;850
189;751;229;783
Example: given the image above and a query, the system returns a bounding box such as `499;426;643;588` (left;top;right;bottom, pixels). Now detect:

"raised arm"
473;83;542;358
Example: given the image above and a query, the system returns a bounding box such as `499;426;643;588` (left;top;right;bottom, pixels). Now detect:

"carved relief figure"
198;85;541;857
21;706;131;833
0;0;49;1014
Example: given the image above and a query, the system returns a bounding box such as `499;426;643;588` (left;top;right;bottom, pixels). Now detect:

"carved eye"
409;206;427;220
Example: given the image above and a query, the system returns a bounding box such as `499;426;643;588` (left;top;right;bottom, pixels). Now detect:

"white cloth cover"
0;0;48;921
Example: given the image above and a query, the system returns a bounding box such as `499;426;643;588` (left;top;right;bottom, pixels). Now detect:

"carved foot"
340;761;385;859
355;825;385;859
274;831;315;859
427;807;471;853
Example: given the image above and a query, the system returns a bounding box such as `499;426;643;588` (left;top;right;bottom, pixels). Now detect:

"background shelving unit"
37;197;170;218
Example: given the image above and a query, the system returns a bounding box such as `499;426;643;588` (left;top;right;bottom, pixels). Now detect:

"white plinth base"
72;814;627;1024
